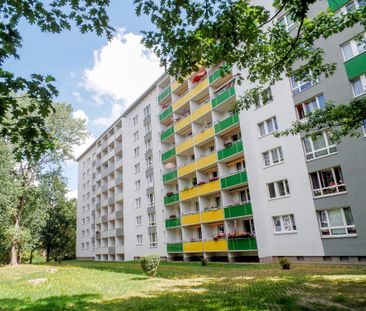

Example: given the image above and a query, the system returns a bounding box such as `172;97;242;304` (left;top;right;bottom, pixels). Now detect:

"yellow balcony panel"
194;127;214;146
175;115;192;133
189;79;209;99
184;241;203;252
191;102;211;122
176;137;194;155
173;91;190;112
171;80;180;92
201;209;224;223
178;162;196;177
203;240;228;252
180;187;199;201
181;213;201;226
196;153;217;171
199;180;221;196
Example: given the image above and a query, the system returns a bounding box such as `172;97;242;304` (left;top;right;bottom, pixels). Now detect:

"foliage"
0;0;113;161
140;254;161;277
279;257;291;270
201;257;208;266
134;0;366;139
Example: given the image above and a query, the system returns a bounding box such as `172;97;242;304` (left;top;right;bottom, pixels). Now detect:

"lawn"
0;260;366;310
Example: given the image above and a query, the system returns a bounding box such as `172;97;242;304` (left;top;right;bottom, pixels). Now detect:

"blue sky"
5;1;164;198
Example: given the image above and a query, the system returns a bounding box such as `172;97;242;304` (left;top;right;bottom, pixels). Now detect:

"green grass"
1;260;366;310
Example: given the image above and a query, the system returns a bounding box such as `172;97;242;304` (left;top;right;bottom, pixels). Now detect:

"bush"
201;257;208;266
279;257;291;270
140;254;160;277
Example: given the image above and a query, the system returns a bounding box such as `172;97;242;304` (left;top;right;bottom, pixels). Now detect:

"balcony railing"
165;217;181;228
224;202;252;219
164;193;180;205
220;170;248;189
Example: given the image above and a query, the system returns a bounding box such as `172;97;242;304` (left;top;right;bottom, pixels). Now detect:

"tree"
0;100;88;265
134;0;366;139
0;0;113;161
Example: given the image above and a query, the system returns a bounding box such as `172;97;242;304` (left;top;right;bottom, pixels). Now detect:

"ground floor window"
273;214;296;233
318;207;357;237
149;233;157;247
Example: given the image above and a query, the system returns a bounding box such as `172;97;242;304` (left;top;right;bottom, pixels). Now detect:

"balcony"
159;105;173;124
191;101;211;122
158;85;171;103
173;90;190;112
328;0;348;12
163;170;178;183
220;171;248;190
209;64;232;86
164;193;180;205
228;237;257;251
344;51;366;80
214;113;239;135
167;242;183;253
181;213;200;226
116;210;123;219
116;228;124;236
195;153;217;171
183;241;203;252
203;239;228;252
201;208;224;223
178;161;196;177
174;114;192;133
189;78;208;99
224;202;252;219
180;180;221;201
160;126;174;142
194;127;214;146
211;86;236;110
165;217;181;228
217;140;244;162
161;147;176;162
176;136;194;154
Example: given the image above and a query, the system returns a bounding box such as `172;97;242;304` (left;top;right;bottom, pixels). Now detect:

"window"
147;175;154;188
295;94;326;119
148;213;156;226
135;180;141;191
290;74;318;95
136;216;142;226
363;119;366;136
310;166;346;197
235;160;245;171
136;234;143;245
144;105;151;118
134;163;140;174
273;214;297;233
144;122;151;134
318;207;357;237
135;197;141;208
351;74;366;97
134;147;140;157
149;232;157;247
146;157;153;169
148;193;155;206
145;139;152;151
86;242;89;249
258;116;278;137
302;132;337;160
82;218;85;225
256;86;273;108
81;242;84;249
82;230;85;237
240;187;251;203
342;0;365;13
268;179;290;199
341;32;366;61
133;115;138;125
133;131;139;141
278;13;296;32
263;147;284;167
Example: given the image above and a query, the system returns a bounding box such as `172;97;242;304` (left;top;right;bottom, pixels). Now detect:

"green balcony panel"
215;113;239;134
224;203;252;219
217;140;244;161
328;0;348;11
220;171;248;189
211;86;236;108
160;126;174;141
167;242;183;253
164;193;180;205
158;86;171;103
162;147;176;161
160;105;173;122
163;170;178;183
209;65;232;84
344;52;366;80
228;237;257;251
165;217;181;228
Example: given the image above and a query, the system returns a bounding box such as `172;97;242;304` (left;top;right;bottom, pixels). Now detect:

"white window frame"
290;74;318;95
363;119;366;136
310;166;347;198
149;232;158;247
134;147;140;157
135;180;141;191
136;234;143;245
262;146;284;167
318;207;357;238
278;13;296;32
134;163;140;174
136;216;142;227
148;193;155;207
341;32;366;61
144;105;151;118
351;74;366;97
133;115;138;125
144;122;152;134
302;132;337;161
258;116;278;137
267;179;290;199
273;214;297;233
135;197;141;208
295;94;325;120
148;213;156;227
256;86;273;108
336;0;365;15
133;131;139;141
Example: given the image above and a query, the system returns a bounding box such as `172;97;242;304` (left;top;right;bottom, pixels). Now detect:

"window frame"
310;166;347;198
351;74;366;97
136;234;143;245
273;214;297;234
295;94;325;120
149;232;158;247
262;146;284;167
258;116;278;137
302;131;337;161
267;179;290;199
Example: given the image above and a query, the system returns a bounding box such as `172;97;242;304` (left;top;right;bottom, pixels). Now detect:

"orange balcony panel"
201;209;224;223
194;128;214;146
184;241;203;252
196;153;217;171
181;213;201;226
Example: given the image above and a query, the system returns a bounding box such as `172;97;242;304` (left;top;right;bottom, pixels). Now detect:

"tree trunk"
10;216;20;266
46;243;51;262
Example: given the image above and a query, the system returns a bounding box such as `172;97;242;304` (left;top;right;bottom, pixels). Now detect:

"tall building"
76;0;366;263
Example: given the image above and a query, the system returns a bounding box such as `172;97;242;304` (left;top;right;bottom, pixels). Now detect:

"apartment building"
76;0;366;263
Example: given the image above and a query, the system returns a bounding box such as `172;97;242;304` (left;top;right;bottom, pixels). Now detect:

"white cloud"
72;135;95;160
83;30;163;106
73;109;89;122
66;190;77;200
93;103;124;127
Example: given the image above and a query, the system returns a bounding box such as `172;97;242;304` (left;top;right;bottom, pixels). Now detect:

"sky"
5;1;164;199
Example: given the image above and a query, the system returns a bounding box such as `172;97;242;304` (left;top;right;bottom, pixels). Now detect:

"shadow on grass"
1;276;363;311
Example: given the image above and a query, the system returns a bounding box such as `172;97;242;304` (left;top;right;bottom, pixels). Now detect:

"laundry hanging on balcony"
192;69;207;83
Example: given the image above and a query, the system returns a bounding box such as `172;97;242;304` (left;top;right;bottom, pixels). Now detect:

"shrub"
279;257;291;270
201;257;208;266
56;256;63;264
140;254;160;277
